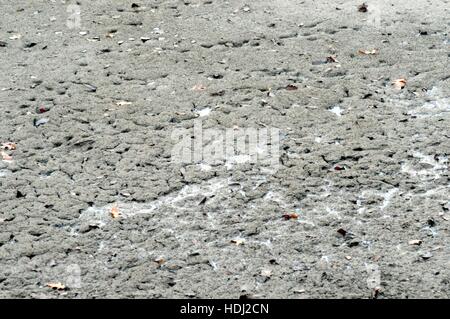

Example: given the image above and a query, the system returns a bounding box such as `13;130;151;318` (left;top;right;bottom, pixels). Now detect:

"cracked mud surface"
0;0;449;298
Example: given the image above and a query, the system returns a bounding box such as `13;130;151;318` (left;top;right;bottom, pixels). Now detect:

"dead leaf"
392;78;407;90
110;206;120;219
358;3;368;12
1;151;12;162
408;239;422;246
231;238;245;246
1;142;16;150
358;49;378;55
282;213;299;220
286;84;298;91
46;282;66;290
192;84;206;91
154;257;165;265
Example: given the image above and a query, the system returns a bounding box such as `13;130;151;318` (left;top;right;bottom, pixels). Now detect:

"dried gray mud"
0;0;449;298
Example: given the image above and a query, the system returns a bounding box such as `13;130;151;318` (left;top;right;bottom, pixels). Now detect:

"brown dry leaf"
409;239;422;246
358;49;378;55
192;84;206;91
110;206;120;219
1;151;12;161
392;78;407;90
46;282;66;290
1;142;16;150
231;238;245;246
282;213;299;220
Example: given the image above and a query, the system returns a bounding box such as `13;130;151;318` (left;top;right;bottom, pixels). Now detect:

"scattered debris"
326;56;338;63
36;106;50;114
9;34;21;40
110;206;120;219
392;78;407;90
1;142;16;151
210;90;225;97
371;287;381;299
260;269;272;278
83;83;97;92
192;84;206;91
285;84;298;91
33;118;49;127
358;3;368;12
282;213;299;220
337;228;347;237
115;100;132;106
347;240;360;247
345;255;352;260
293;289;306;294
0;41;7;47
154;257;165;265
196;107;211;117
421;252;433;260
1;151;13;162
329;105;344;116
24;42;37;48
231;238;245;246
358;49;378;55
46;282;66;291
140;37;151;43
409;239;422;246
